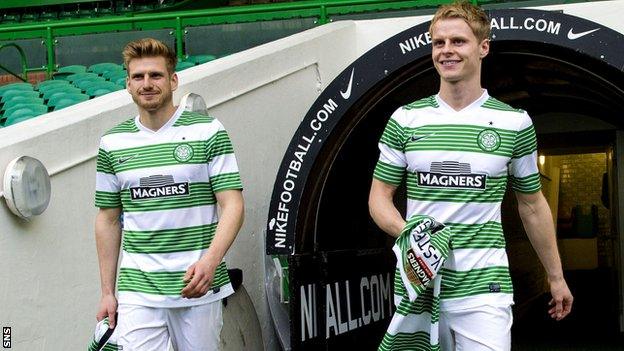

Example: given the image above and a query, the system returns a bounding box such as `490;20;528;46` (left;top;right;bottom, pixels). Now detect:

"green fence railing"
0;0;592;78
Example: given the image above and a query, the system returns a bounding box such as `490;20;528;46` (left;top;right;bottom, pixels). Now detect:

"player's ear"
170;72;178;91
479;38;490;59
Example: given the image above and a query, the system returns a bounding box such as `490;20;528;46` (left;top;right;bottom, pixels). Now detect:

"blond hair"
122;38;177;74
430;1;490;42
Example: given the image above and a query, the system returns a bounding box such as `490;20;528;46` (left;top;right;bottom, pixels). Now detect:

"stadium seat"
38;83;76;95
104;70;127;82
115;77;127;87
88;63;124;75
37;80;71;90
4;111;43;126
42;86;82;100
2;97;45;109
1;90;40;103
103;69;126;80
1;104;48;123
175;62;195;71
58;65;87;74
48;94;89;110
74;78;107;91
0;83;34;97
185;55;217;65
2;99;45;113
87;85;123;97
66;72;100;83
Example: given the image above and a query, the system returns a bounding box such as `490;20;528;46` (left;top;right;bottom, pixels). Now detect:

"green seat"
88;63;123;75
38;83;75;95
175;62;195;72
88;84;123;97
58;65;87;74
74;78;107;91
1;104;47;123
2;97;43;112
0;83;34;96
37;80;70;90
1;90;40;103
67;72;100;83
2;97;44;109
115;77;127;87
42;86;82;100
185;55;217;65
4;111;42;126
104;69;127;81
48;93;89;109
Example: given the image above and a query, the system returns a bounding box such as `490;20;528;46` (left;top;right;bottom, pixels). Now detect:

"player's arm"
369;178;405;238
515;190;573;320
182;189;244;298
95;207;122;328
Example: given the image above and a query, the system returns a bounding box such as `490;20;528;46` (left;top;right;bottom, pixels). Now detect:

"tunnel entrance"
266;8;624;350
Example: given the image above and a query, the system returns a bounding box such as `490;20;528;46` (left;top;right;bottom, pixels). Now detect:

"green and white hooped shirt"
374;91;541;312
95;105;243;308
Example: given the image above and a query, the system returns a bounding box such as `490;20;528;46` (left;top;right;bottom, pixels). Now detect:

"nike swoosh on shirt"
411;134;434;142
340;68;355;100
118;154;138;164
567;28;600;40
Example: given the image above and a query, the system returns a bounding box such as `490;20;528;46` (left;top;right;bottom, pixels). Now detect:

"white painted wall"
0;1;623;350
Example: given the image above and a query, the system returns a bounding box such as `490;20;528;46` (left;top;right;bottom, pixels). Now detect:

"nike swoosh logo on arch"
340;68;355;100
567;28;600;40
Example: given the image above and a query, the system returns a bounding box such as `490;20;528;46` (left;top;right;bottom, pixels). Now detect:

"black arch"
266;8;624;254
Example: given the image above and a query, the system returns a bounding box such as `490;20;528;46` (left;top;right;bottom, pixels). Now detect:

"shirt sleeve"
95;139;122;208
205;120;243;192
509;112;541;194
373;109;407;187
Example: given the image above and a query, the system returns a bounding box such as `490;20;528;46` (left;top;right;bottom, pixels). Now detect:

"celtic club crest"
477;129;501;152
173;144;194;162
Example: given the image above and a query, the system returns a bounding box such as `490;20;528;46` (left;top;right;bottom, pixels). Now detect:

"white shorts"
439;305;512;351
111;301;223;351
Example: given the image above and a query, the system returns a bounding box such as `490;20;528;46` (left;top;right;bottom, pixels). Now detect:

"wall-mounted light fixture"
180;92;208;115
3;156;51;220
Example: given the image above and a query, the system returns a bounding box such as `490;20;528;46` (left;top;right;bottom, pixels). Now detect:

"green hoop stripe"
109;141;208;173
123;223;217;254
374;160;405;186
448;222;505;249
511;173;541;193
440;266;513;299
379;118;404;150
96;148;115;175
95;191;121;208
173;112;215;126
104;118;139;135
210;172;243;192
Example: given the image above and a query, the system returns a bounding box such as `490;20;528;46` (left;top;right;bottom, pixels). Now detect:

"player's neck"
438;80;485;111
138;103;177;131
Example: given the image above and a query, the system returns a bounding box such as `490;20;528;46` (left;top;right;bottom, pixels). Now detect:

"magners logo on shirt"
417;161;487;190
130;175;190;200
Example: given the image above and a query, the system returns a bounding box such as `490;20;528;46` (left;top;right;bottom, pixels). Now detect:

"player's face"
431;18;489;84
126;56;178;112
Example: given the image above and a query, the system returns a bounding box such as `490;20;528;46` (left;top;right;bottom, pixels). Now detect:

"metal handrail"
0;43;28;81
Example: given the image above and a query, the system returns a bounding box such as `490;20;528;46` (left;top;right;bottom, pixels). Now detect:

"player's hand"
181;257;217;298
96;294;118;329
548;277;573;321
